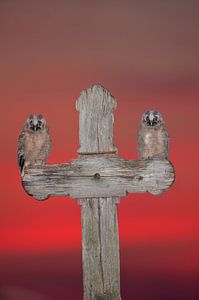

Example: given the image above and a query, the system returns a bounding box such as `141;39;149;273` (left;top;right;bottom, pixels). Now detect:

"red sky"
0;1;199;299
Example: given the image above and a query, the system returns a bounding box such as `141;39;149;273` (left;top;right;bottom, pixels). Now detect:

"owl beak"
149;114;154;125
150;120;153;126
32;124;38;131
32;119;39;131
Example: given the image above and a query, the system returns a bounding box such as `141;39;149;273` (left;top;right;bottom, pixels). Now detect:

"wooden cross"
20;85;175;300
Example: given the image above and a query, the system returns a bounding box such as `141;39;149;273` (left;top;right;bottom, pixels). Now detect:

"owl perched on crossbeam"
138;110;169;160
18;114;51;176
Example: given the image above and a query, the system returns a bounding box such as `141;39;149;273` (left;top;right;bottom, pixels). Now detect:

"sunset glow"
1;1;199;299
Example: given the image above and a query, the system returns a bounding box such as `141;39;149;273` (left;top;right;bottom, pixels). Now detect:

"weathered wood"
79;197;121;300
76;85;118;154
22;157;175;200
76;85;121;300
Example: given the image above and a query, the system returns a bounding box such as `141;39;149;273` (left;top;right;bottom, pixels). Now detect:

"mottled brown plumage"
18;115;51;176
138;110;169;159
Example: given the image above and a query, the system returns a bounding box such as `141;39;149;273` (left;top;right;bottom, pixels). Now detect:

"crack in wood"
98;199;105;296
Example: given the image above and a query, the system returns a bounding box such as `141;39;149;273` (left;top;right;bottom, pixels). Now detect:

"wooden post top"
76;84;118;155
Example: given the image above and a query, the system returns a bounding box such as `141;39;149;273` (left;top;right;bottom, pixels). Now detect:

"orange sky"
0;1;199;299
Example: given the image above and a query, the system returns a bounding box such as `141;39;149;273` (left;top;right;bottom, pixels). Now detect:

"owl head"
24;114;48;131
141;110;164;128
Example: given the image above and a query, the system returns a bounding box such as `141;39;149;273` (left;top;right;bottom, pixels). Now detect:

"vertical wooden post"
76;85;121;299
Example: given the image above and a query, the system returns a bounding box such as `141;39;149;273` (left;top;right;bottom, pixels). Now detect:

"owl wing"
18;131;25;175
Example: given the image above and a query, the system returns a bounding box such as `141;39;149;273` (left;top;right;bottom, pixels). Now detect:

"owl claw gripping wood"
17;114;51;177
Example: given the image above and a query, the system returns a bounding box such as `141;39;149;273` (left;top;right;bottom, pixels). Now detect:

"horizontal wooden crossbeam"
22;156;175;200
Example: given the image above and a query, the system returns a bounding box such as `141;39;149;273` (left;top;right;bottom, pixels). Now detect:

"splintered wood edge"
21;158;175;201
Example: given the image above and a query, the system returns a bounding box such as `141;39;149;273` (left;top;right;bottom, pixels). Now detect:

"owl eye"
154;115;159;122
38;120;42;126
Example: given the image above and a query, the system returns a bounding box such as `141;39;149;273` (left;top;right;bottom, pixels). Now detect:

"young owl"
138;110;169;159
18;114;51;176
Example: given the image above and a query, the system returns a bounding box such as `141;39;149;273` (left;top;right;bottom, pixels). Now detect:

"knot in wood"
94;173;101;180
135;175;143;181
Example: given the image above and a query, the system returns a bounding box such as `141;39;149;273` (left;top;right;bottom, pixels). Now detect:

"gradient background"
1;1;199;299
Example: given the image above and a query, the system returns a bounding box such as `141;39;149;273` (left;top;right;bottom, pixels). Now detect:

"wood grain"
76;85;118;154
79;197;121;300
22;157;174;200
77;85;121;299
